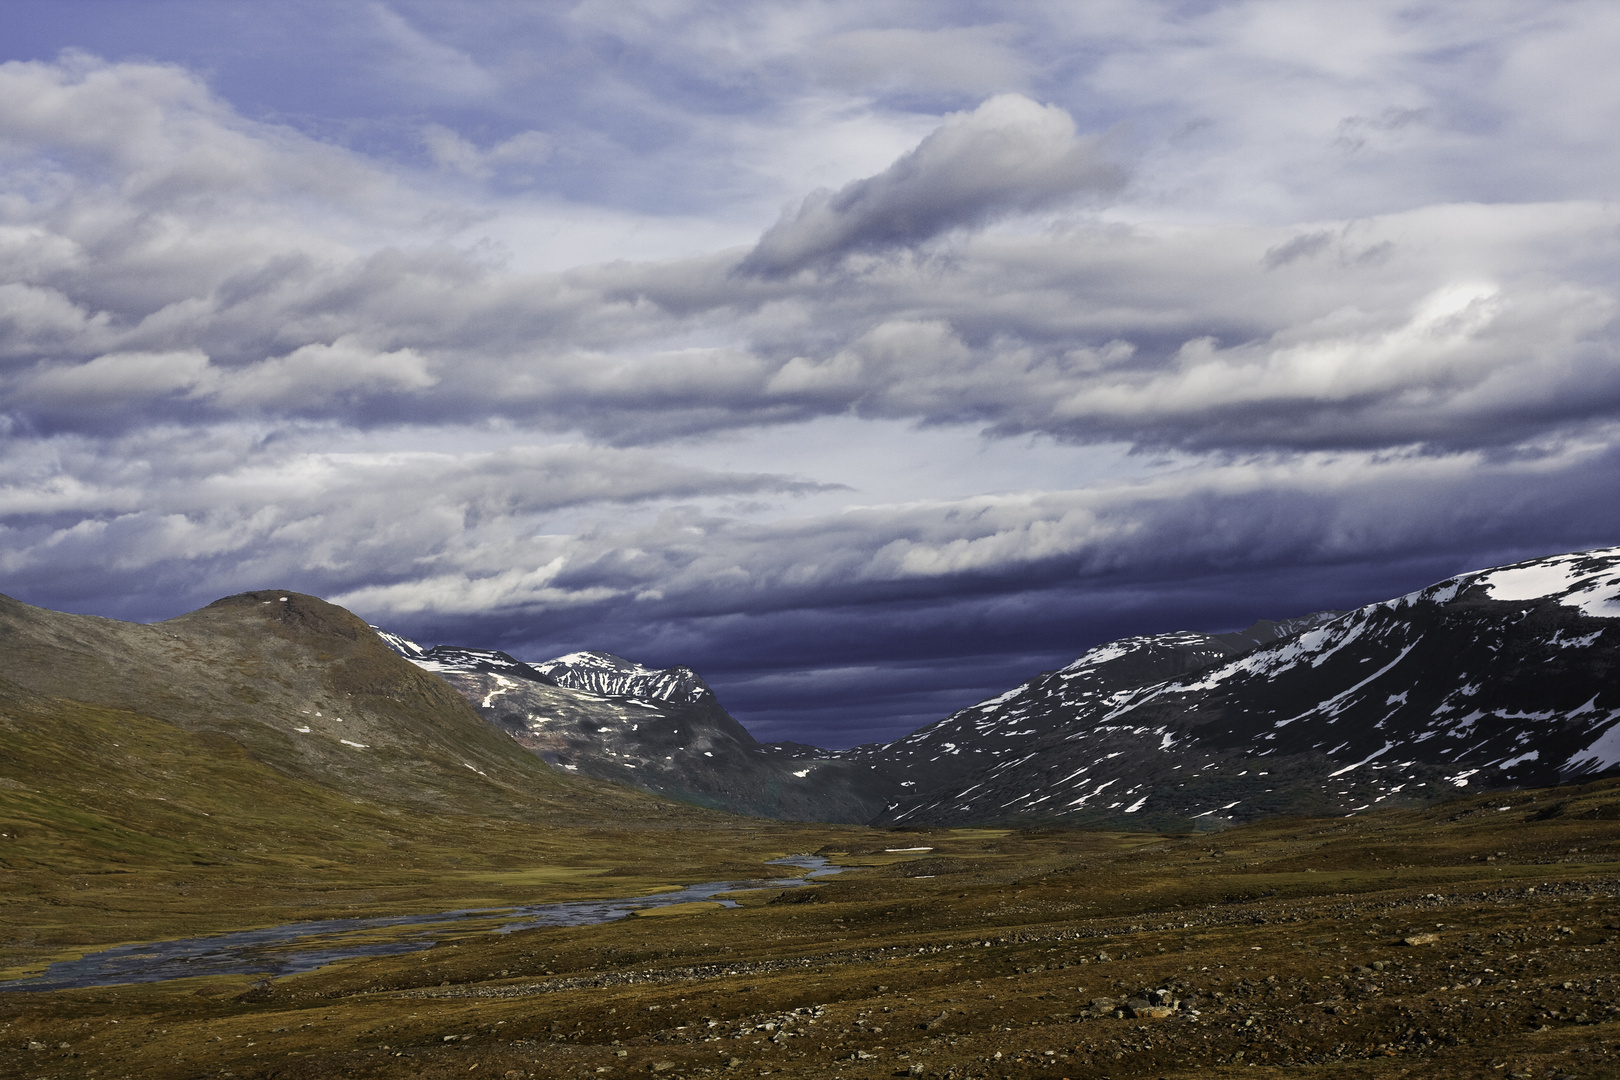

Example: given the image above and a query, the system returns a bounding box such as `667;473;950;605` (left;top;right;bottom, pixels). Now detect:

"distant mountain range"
372;630;888;820
379;545;1620;829
2;547;1614;834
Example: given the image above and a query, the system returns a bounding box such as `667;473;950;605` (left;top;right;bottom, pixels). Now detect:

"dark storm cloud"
360;439;1620;746
335;437;1620;620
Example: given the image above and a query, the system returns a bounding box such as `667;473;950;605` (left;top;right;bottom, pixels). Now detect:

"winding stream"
0;856;841;992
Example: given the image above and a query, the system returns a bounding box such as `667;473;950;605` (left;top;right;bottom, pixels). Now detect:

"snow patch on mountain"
371;545;1620;831
372;628;426;659
533;651;712;705
1480;559;1586;601
1563;716;1620;775
1567;577;1620;619
1473;546;1620;616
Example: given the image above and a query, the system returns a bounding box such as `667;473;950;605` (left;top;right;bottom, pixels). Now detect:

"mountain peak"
532;651;712;705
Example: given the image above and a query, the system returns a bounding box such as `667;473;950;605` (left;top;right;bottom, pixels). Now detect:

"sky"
2;1;1619;748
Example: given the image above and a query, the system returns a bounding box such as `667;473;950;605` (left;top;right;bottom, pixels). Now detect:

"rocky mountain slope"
841;614;1345;805
374;616;1353;825
874;546;1620;829
5;547;1616;838
375;636;898;822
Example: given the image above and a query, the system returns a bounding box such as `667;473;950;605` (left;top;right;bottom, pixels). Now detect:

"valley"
4;780;1620;1079
3;547;1620;1078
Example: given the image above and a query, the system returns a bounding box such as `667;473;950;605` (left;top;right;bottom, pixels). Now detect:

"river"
0;856;841;992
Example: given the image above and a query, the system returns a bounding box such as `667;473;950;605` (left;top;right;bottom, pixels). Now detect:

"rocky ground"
6;779;1620;1079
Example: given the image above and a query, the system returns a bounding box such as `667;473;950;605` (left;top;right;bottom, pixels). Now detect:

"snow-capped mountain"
875;546;1620;828
372;629;554;681
532;652;711;705
842;615;1344;798
374;635;898;822
375;546;1620;830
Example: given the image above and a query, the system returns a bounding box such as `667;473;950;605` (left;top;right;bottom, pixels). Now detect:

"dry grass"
6;779;1620;1079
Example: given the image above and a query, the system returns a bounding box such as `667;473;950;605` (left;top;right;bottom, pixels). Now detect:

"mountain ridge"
372;631;894;822
378;545;1620;830
874;546;1620;828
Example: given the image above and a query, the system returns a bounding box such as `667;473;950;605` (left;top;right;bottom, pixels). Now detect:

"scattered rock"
1403;933;1440;946
770;889;821;905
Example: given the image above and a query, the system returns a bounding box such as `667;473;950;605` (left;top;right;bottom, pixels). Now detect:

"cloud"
737;94;1124;276
0;52;381;208
631;202;1620;454
325;435;1620;744
205;338;438;410
806;25;1033;96
1262;231;1334;268
366;3;498;101
0;429;836;609
5;57;1615;460
423;125;552;179
5;16;1620;747
19;349;210;407
322;435;1620;623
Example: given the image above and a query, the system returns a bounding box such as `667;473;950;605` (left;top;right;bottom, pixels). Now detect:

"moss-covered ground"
7;776;1620;1079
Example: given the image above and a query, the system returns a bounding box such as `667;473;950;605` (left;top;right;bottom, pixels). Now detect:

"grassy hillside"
0;589;656;817
0;591;859;978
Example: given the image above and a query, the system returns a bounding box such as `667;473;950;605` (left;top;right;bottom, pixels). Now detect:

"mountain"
534;652;713;705
873;546;1620;829
375;636;898;822
8;546;1615;841
374;618;1353;825
840;614;1346;803
0;589;694;826
379;545;1619;830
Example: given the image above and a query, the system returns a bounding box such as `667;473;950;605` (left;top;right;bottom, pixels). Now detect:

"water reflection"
0;856;841;992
